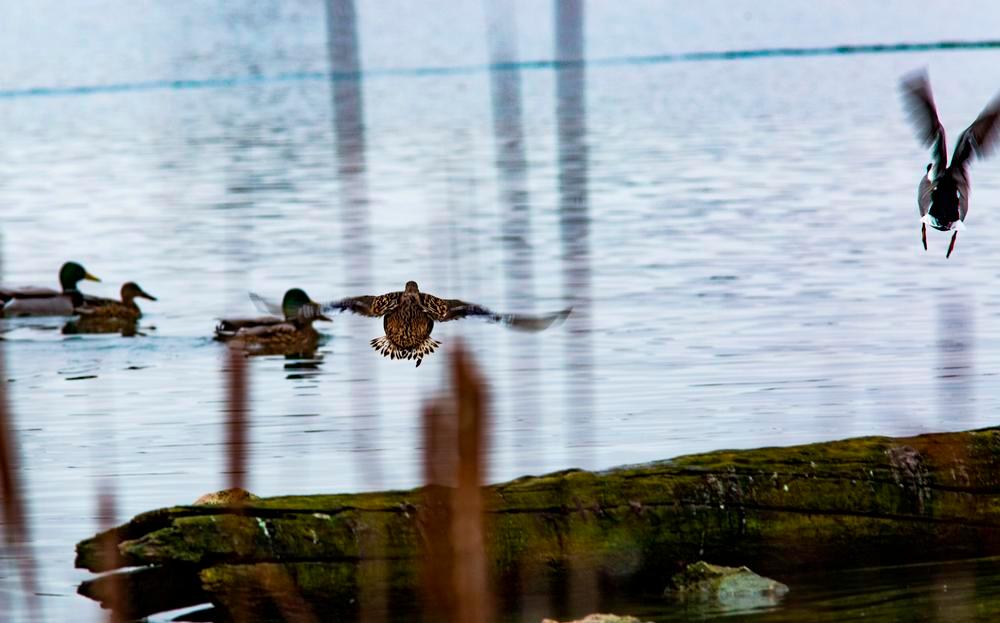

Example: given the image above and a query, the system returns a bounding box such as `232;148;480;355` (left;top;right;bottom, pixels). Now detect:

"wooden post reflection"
485;3;550;618
555;0;594;462
555;0;599;615
325;2;385;621
0;238;41;619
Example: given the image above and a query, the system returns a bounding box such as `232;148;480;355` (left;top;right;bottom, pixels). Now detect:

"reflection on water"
553;1;600;617
325;2;388;621
283;356;325;381
554;556;1000;623
0;243;41;618
326;0;382;491
486;0;545;468
555;0;594;467
936;299;975;429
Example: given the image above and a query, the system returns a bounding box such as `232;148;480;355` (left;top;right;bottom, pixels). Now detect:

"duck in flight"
252;281;571;367
218;288;330;357
901;70;1000;257
0;261;101;317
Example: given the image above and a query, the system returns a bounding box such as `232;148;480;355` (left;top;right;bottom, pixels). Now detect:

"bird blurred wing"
901;70;948;176
950;93;1000;172
420;293;572;331
957;173;970;222
249;292;284;316
918;173;932;217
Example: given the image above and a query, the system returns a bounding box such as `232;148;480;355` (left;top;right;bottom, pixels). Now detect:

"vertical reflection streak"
486;2;543;465
932;295;976;618
0;235;41;619
936;297;975;428
325;2;384;621
555;0;599;615
555;0;594;465
325;0;379;483
486;5;548;617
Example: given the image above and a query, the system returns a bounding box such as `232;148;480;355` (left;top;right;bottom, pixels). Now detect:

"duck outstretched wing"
950;92;1000;173
322;292;401;317
901;70;948;177
918;173;933;217
420;294;571;331
248;292;284;316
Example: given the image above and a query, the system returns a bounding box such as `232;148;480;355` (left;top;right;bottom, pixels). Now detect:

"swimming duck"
901;70;1000;257
0;261;101;317
62;282;158;336
257;281;570;367
78;282;157;320
216;288;330;356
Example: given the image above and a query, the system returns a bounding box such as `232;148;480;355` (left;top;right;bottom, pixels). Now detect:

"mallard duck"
78;282;157;320
901;70;1000;257
262;281;570;367
216;288;330;356
62;282;158;336
0;261;101;317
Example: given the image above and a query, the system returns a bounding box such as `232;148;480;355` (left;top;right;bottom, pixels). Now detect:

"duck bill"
138;289;157;301
84;272;101;282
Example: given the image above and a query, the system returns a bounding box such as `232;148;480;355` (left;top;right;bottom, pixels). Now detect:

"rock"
193;487;259;506
665;561;788;611
541;615;649;623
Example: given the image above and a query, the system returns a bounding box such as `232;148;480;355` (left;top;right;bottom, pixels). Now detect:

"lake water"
3;1;1000;620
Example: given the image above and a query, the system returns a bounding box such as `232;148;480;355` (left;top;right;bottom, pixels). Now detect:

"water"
3;1;1000;620
587;557;1000;622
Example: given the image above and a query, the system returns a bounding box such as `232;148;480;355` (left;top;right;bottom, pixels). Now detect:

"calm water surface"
3;1;1000;620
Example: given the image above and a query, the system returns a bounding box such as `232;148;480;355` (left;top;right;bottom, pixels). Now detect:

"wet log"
76;427;1000;620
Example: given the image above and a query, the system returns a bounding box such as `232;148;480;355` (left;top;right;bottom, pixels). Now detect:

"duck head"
59;262;100;292
121;282;157;305
403;281;420;300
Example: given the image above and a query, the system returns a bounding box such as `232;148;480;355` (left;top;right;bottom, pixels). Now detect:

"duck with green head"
0;261;101;317
216;288;330;356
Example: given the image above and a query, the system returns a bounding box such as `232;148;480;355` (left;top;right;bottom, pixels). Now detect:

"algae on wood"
76;427;1000;620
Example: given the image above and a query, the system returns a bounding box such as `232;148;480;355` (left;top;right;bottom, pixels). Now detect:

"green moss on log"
76;427;1000;620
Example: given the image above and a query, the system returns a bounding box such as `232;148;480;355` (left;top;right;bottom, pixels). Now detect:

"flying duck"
901;70;1000;257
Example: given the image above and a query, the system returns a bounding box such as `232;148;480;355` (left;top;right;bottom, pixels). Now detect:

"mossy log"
77;427;1000;620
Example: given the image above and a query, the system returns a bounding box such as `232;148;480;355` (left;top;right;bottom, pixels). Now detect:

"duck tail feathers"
370;336;441;367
